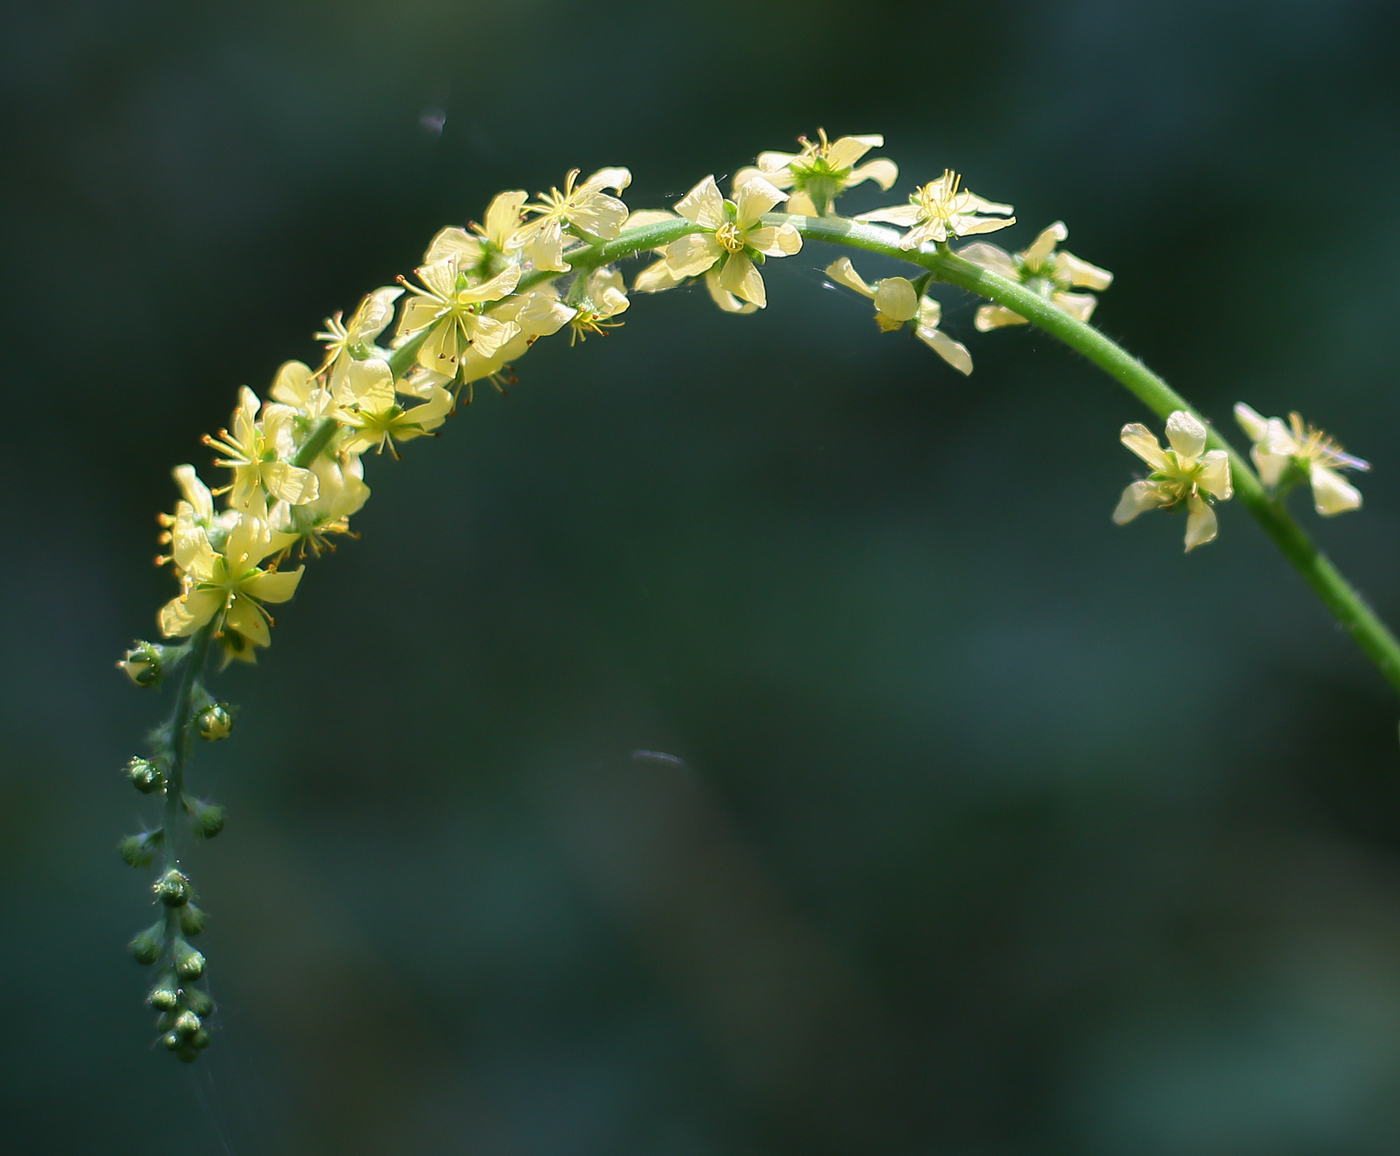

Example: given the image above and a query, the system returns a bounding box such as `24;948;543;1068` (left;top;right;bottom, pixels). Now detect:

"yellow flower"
203;387;320;512
314;286;403;390
158;513;303;650
269;452;370;557
440;288;577;401
960;222;1113;330
157;465;237;567
1114;411;1233;551
1234;404;1368;515
858;170;1014;249
268;359;334;420
423;190;529;281
568;267;629;344
511;167;631;273
824;257;918;331
395;258;522;378
332;358;453;456
823;258;972;374
636;175;801;311
739;130;898;216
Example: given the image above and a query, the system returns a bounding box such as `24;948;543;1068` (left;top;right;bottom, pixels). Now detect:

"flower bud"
154;870;191;907
174;940;205;981
190;1028;211;1051
118;830;162;869
148;982;180;1013
185;988;215;1018
178;904;206;937
185;797;225;840
162;1030;182;1051
196;703;233;741
117;641;167;688
125;757;165;794
128;923;163;966
174;1010;202;1037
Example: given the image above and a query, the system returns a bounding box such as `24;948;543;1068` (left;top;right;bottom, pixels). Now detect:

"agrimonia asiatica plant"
115;131;1390;1061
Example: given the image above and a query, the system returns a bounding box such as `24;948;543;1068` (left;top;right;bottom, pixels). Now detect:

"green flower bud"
148;984;180;1013
178;904;206;937
196;703;233;741
174;1010;202;1037
117;641;167;688
128;923;163;966
175;1045;200;1064
118;830;162;869
162;1031;182;1051
185;797;225;840
124;756;165;794
185;988;214;1018
174;941;205;981
154;870;191;907
190;1028;211;1051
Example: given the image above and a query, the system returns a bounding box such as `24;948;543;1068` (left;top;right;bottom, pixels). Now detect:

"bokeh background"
6;0;1400;1152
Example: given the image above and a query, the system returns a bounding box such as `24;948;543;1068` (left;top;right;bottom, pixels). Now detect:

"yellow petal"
674;176;726;229
159;588;223;637
915;326;973;375
849;157;898;190
1165;411;1208;461
1056;250;1114;291
704;268;759;314
1196;450;1233;500
1310;465;1362;515
717;253;765;308
663;233;723;279
1233;402;1270;443
242;565;304;604
825;257;874;298
1113;480;1162;525
1184;493;1218;551
224;593;271;647
974;304;1027;331
873;277;918;323
1121;424;1170;472
732;176;787;226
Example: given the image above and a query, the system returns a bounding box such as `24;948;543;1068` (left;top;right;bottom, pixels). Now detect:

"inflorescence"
115;131;1371;1060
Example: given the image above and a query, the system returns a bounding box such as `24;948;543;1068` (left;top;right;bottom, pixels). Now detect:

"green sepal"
118;830;163;869
128;922;163;966
178;904;206;937
184;797;225;840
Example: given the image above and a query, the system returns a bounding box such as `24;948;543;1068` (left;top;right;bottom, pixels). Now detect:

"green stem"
782;213;1400;694
161;623;215;873
304;210;1400;696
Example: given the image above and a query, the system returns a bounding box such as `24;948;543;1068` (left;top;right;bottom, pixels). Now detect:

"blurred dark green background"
7;0;1400;1152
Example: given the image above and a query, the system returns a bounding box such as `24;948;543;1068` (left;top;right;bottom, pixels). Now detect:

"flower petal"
663;233;723;279
1120;424;1170;472
704;267;759;314
1233;402;1270;443
824;257;873;298
1196;450;1233;500
874;277;918;323
718;252;766;308
1184;493;1218;551
1113;479;1162;525
733;176;788;225
674;177;726;229
915;326;973;375
974;304;1027;331
242;565;305;604
1165;411;1208;461
849;157;899;191
1310;465;1363;515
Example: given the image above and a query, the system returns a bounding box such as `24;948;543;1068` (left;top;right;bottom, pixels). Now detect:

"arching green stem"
297;210;1400;697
